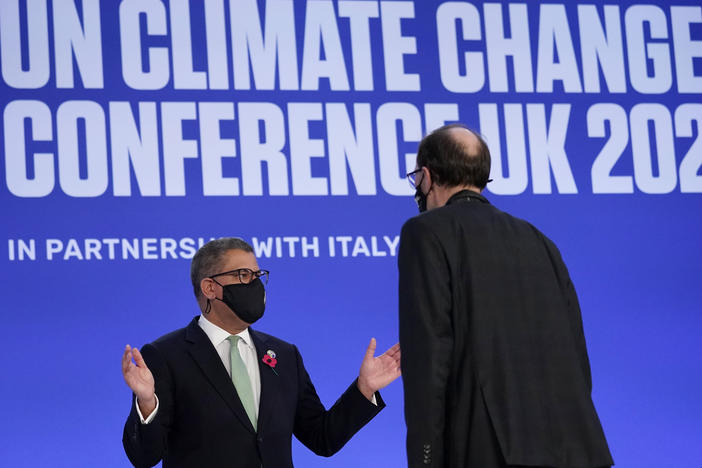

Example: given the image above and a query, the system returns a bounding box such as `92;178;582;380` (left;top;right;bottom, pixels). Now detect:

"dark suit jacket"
398;190;613;468
123;316;384;468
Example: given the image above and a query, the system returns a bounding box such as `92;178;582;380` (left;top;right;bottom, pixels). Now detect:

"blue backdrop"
1;1;701;466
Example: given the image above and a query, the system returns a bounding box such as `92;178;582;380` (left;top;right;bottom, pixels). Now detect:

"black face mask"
414;170;433;213
414;186;428;213
212;278;266;324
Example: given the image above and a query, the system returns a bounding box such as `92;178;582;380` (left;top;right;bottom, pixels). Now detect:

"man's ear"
201;278;216;300
421;167;433;191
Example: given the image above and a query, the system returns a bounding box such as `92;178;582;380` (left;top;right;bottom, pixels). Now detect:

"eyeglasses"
406;168;423;189
210;268;270;285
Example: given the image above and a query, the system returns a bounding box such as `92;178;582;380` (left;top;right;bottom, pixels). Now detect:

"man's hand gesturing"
122;345;157;418
357;338;402;401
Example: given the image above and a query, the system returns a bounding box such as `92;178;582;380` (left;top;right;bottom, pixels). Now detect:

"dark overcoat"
399;190;613;468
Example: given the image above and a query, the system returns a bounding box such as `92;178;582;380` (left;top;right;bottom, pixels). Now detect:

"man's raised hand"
122;345;157;417
357;338;402;401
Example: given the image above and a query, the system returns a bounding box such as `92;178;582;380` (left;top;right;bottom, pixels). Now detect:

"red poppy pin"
263;350;278;375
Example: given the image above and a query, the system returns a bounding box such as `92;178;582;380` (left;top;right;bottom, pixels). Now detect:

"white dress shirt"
136;315;262;424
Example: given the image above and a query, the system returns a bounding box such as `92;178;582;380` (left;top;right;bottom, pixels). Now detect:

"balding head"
416;123;491;190
448;125;482;156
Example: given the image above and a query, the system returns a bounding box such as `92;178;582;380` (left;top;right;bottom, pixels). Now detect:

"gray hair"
190;237;254;298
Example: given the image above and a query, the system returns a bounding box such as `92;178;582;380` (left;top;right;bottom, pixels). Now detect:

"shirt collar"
198;314;253;349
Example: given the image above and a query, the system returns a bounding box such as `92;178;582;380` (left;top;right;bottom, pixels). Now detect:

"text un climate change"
2;1;700;197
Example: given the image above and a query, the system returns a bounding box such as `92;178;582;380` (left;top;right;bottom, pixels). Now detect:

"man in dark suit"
398;124;613;468
122;237;401;468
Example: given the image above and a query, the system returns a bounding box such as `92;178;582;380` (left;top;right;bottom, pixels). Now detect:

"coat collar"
446;189;489;206
249;328;277;434
184;316;256;433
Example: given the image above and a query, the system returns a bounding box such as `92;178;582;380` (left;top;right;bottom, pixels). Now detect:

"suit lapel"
250;328;277;433
184;317;256;434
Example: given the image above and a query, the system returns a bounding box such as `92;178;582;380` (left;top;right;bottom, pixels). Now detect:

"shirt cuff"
371;394;377;406
135;394;159;424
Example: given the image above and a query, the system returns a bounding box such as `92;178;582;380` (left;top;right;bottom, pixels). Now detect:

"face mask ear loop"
204;277;224;314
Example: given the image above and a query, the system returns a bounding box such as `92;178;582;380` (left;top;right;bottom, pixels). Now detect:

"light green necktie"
227;335;257;430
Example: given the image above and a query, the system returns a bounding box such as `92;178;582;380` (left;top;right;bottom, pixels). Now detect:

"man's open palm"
358;338;401;398
122;344;155;401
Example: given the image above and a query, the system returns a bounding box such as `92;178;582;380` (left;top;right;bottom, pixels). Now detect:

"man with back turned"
398;124;613;467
